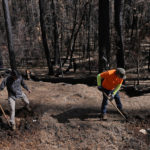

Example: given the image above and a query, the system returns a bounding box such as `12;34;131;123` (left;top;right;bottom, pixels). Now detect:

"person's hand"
97;86;103;91
28;90;31;94
108;93;114;101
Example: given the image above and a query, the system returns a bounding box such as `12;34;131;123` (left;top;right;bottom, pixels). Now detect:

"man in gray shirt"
0;70;31;130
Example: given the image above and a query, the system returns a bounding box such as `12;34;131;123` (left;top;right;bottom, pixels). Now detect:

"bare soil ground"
0;77;150;150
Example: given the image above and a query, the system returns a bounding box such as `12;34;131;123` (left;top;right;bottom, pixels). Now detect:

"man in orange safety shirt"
97;68;126;120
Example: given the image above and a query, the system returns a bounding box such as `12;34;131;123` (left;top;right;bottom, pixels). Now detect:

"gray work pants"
8;93;29;125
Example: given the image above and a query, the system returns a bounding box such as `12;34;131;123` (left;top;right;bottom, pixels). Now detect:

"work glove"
97;86;103;91
108;93;114;101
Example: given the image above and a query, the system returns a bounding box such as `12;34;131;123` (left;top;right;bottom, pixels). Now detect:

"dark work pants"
101;88;122;114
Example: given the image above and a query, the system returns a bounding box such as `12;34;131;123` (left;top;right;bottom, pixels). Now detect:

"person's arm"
97;74;102;86
21;77;29;92
0;78;7;91
113;84;122;96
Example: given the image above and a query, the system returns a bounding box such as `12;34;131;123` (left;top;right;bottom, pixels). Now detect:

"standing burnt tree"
0;51;3;69
114;0;125;68
39;0;53;75
86;1;92;73
51;0;60;66
98;0;110;73
2;0;16;70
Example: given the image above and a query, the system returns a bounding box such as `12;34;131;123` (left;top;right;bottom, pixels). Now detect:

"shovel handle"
103;92;127;120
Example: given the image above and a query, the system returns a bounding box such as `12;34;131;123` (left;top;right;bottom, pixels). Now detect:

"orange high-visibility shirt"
101;69;123;90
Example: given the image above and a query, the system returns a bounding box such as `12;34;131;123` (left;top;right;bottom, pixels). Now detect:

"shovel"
103;92;127;121
0;104;11;127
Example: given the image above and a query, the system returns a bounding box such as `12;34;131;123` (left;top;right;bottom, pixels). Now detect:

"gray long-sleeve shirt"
0;75;29;100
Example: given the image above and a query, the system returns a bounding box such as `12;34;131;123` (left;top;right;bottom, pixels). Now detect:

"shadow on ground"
52;108;100;123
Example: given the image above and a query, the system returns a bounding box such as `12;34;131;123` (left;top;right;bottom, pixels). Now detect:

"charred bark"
64;2;89;73
39;0;53;75
2;0;16;70
51;0;59;66
98;0;110;73
0;51;3;69
115;0;125;68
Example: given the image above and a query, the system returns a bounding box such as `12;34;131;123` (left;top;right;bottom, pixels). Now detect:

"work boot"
12;124;16;130
10;123;16;131
99;113;107;120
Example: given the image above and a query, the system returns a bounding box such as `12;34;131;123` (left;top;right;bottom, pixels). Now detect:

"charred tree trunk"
148;49;150;72
62;0;78;67
51;0;59;66
39;0;53;75
87;2;91;73
0;51;3;69
114;0;125;68
64;3;88;73
2;0;16;70
98;0;110;73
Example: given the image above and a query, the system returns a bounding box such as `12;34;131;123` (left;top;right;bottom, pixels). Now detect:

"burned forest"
0;0;150;149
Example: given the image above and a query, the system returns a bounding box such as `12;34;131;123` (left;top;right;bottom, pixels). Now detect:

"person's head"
116;68;126;79
11;70;20;80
